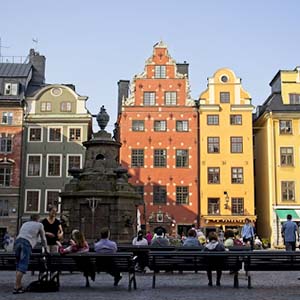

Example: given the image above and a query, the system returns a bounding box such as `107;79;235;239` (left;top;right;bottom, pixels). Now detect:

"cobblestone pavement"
1;270;300;300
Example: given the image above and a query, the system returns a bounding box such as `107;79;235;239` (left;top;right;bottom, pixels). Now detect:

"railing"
0;56;28;64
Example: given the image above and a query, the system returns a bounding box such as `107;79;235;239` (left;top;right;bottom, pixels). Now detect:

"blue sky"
1;0;300;132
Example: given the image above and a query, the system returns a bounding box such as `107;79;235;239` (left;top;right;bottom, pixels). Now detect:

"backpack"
26;271;59;293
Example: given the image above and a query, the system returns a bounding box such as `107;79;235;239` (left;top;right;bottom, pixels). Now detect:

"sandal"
13;287;25;294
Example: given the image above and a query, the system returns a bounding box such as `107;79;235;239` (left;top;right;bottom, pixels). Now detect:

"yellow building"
254;67;300;247
199;68;256;231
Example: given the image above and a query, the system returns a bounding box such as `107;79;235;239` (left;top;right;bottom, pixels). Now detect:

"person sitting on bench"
94;227;122;286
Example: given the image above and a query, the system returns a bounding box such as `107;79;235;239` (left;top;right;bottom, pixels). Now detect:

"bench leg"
233;272;239;288
85;276;90;287
152;272;156;289
246;271;252;289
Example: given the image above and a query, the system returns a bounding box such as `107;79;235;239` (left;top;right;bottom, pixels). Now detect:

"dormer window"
4;83;19;96
289;94;300;104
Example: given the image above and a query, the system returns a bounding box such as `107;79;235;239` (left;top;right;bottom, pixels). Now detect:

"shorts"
14;238;32;274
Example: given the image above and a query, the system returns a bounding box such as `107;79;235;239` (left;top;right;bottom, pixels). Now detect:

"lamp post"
224;191;229;209
87;197;99;241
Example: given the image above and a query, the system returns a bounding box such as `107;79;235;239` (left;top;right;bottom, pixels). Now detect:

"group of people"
13;207;122;294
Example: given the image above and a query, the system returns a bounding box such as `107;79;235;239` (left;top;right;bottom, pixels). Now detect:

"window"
2;112;13;125
165;92;177;105
41;102;52;112
46;190;60;212
153;185;167;204
281;181;295;201
279;120;292;134
29;128;42;142
220;92;230;103
4;83;18;96
289;94;300;104
69;128;81;141
208;198;220;215
143;92;156;106
231;167;244;184
176;186;189;204
47;155;61;177
208;167;220;184
154;149;167;167
131;149;144;167
176;120;189;132
231;137;243;153
132;120;145;132
155;65;166;78
0;134;12;153
49;128;62;142
176;149;188;167
207;115;219;125
154;120;166;132
67;155;81;171
0;167;11;187
230;115;242;125
280;147;293;166
61;102;72;112
231;198;244;215
27;155;41;177
0;199;9;216
134;185;144;203
25;190;39;212
208;137;220;153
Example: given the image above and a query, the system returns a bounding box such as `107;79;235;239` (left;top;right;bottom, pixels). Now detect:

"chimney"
29;49;46;85
176;61;189;77
117;80;130;115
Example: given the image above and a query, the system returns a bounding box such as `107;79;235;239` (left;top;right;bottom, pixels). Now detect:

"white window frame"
67;126;82;142
45;189;61;213
61;102;72;112
1;112;13;125
40;102;52;112
25;189;40;213
47;126;63;143
26;154;42;177
46;154;62;177
28;127;43;143
66;154;82;177
4;83;19;96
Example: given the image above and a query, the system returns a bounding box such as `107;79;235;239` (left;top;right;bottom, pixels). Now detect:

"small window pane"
0;199;9;216
155;66;166;79
143;92;156;106
176;149;188;167
48;156;61;176
29;128;42;141
279;120;292;134
69;128;81;141
28;156;41;176
26;191;39;212
176;120;188;132
208;198;220;215
208;167;220;184
220;92;230;103
0;167;11;187
154;149;167;167
231;137;243;153
281;181;295;201
131;149;144;167
208;137;220;153
132;120;145;132
207;115;219;125
176;186;189;204
230;115;242;125
231;198;244;215
153;186;167;204
49;128;61;142
165;92;177;105
46;191;60;212
154;120;166;131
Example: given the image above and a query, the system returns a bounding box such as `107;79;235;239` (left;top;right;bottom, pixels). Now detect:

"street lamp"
224;191;229;209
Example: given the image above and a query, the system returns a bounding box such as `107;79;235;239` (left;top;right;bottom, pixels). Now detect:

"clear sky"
1;0;300;132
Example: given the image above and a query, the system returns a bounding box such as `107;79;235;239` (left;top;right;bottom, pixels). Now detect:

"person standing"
281;214;298;251
42;207;63;253
13;214;47;294
241;218;255;249
94;227;122;286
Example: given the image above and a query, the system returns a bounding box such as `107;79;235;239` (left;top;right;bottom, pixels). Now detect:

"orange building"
118;41;198;235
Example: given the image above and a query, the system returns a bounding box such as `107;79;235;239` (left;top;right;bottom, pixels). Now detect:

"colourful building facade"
254;67;300;246
118;42;198;235
199;68;256;230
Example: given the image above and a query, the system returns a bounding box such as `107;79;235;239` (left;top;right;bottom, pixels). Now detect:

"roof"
0;63;32;77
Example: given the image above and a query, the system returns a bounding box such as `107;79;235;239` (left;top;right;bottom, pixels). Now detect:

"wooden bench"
0;252;137;291
149;251;243;288
243;251;300;288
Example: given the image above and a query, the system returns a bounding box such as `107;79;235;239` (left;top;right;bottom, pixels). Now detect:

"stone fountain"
60;106;141;243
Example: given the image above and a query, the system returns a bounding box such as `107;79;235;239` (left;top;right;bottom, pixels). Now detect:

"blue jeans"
14;238;32;273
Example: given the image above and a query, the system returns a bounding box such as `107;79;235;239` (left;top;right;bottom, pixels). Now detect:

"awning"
275;209;300;220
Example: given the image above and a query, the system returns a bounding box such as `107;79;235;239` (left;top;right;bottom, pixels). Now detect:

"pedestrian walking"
281;214;298;251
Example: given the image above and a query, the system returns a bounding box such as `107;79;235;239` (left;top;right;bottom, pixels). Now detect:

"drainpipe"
196;101;201;227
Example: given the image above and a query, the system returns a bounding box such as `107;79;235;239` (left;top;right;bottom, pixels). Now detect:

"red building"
118;42;198;235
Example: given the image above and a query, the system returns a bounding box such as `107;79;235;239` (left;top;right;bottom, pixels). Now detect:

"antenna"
0;37;10;59
32;38;38;50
